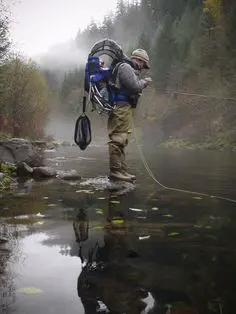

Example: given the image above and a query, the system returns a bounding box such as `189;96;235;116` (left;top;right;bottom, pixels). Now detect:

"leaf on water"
96;208;104;215
129;208;144;212
112;219;124;225
43;197;49;200
110;200;120;204
18;287;42;295
139;235;150;241
98;197;106;200
47;204;56;207
14;215;29;219
34;221;44;225
152;207;159;211
193;196;203;200
168;232;180;237
76;190;94;194
163;214;173;218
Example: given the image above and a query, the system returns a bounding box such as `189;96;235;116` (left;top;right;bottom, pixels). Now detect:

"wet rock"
33;167;57;179
0;237;8;244
16;162;33;177
32;140;47;148
57;169;81;181
0;138;43;167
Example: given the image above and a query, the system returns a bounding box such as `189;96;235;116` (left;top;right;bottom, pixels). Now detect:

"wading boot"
109;170;134;182
122;170;136;181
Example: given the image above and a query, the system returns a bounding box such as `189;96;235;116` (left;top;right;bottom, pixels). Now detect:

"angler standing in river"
107;48;152;182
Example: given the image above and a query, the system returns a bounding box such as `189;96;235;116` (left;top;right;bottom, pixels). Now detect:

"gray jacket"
113;62;148;94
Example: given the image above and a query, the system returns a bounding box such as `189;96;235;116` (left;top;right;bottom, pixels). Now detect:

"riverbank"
159;138;236;152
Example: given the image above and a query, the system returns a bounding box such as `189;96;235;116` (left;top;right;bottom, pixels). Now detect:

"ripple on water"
80;176;136;194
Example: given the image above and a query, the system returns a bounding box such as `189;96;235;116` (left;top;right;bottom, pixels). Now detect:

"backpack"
74;39;129;150
84;39;130;114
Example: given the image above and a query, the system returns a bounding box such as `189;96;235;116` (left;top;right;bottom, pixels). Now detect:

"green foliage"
0;2;11;62
0;163;16;176
1;56;49;139
151;14;175;89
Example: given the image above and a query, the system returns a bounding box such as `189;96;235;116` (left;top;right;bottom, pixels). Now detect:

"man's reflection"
74;191;199;314
75;191;148;314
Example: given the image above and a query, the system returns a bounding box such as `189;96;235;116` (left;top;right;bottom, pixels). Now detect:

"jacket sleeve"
118;63;148;93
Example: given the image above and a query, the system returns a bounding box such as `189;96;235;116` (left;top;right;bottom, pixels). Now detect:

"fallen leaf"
129;208;144;212
43;197;49;200
98;197;106;200
152;207;159;211
76;190;94;194
163;214;173;218
110;200;120;204
18;287;42;295
111;219;124;225
96;208;104;215
47;204;56;207
193;196;203;200
139;235;150;240
168;232;180;237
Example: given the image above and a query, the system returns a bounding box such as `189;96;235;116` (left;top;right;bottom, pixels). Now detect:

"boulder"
32;140;47;149
33;167;57;179
0;138;43;167
57;170;81;181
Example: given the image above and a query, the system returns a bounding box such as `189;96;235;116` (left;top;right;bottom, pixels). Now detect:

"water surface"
1;144;236;314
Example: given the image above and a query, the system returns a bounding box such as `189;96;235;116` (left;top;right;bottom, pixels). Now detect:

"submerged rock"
0;138;43;167
33;167;57;179
57;169;81;181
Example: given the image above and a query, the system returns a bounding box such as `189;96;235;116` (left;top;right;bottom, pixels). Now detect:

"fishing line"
131;114;236;204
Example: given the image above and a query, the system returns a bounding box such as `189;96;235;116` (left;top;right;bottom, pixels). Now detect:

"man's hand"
144;77;152;85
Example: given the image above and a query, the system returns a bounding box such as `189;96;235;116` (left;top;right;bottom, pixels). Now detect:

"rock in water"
33;167;57;179
0;138;43;167
57;170;81;181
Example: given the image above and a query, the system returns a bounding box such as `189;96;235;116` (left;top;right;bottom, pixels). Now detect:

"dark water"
1;143;236;314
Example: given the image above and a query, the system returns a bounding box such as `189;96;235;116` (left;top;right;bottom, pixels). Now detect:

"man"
108;48;152;182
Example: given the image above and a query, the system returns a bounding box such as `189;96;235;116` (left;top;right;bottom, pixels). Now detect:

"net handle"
83;96;86;113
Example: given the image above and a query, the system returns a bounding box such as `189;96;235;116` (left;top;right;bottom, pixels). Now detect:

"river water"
1;142;236;314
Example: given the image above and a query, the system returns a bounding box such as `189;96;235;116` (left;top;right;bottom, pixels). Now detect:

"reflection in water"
74;191;199;314
0;223;34;313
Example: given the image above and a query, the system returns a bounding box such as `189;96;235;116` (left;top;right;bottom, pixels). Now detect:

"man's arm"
118;63;148;93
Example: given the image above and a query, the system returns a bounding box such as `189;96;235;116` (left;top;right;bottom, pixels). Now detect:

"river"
1;142;236;314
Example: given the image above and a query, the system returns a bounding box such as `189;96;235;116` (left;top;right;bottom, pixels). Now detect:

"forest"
1;0;236;149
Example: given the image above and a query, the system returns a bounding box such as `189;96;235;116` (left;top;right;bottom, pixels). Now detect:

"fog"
36;39;89;71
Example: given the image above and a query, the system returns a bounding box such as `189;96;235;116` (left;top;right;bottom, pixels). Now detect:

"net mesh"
74;114;92;150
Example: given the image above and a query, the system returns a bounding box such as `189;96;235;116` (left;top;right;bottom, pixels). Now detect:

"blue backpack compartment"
84;56;101;92
84;55;115;104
